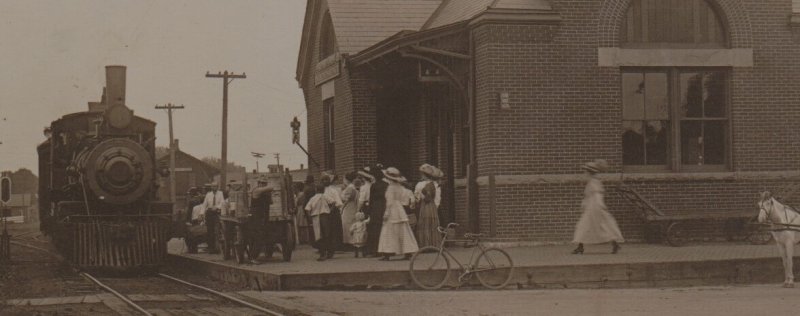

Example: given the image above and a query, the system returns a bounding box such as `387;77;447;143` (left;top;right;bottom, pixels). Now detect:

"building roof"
423;0;493;29
156;149;220;177
425;0;554;29
296;0;555;83
327;0;443;55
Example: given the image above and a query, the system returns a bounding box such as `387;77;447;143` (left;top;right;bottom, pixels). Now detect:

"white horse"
758;191;800;288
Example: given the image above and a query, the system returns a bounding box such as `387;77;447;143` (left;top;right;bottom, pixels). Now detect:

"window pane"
704;121;725;164
681;121;702;165
703;72;726;117
622;120;644;165
622;73;644;120
645;73;668;120
645;120;669;165
680;72;703;118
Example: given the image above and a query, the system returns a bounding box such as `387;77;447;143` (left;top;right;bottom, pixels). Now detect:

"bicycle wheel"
474;247;514;289
409;246;451;290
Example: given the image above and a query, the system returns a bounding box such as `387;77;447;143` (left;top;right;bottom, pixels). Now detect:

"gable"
327;0;442;55
297;0;441;84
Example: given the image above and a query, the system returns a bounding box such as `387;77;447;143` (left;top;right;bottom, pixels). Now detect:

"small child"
349;212;370;258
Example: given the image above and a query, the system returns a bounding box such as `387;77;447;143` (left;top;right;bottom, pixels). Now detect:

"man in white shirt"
203;183;226;254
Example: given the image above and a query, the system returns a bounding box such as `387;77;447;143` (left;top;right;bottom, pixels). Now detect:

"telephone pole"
205;70;246;187
274;153;281;173
155;103;185;206
251;152;265;174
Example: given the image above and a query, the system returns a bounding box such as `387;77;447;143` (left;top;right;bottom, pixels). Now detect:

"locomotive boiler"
37;66;172;271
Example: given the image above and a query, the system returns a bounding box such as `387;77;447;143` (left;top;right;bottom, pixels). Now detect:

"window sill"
473;170;800;186
598;48;753;67
792;13;800;26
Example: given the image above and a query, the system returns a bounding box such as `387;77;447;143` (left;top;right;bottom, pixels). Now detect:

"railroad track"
81;272;286;316
8;233;288;316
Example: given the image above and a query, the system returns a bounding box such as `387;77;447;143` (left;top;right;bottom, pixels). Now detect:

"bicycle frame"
430;227;493;283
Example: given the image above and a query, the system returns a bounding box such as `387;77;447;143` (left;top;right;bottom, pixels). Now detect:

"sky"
0;0;309;175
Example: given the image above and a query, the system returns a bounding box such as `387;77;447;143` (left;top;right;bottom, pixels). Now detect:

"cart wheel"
281;241;293;262
264;245;275;259
246;243;260;262
216;225;230;260
747;224;774;245
643;223;661;243
723;219;744;242
665;222;688;247
233;243;245;264
185;238;198;254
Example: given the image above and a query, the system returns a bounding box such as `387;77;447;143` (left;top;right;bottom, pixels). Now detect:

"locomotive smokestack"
105;65;127;107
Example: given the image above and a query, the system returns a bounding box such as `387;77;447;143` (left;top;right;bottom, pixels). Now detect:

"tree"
9;168;38;194
155;146;170;160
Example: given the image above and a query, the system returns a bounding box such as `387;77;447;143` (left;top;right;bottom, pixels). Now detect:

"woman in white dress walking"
377;167;420;260
572;159;623;254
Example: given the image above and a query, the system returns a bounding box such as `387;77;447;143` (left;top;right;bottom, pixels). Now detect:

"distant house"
4;193;37;223
215;164;309;192
156;140;220;211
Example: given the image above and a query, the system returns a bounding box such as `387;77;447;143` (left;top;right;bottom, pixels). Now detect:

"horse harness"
762;198;800;232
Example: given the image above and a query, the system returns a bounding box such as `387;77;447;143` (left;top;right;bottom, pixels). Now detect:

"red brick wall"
301;0;800;242
300;2;378;177
468;0;800;241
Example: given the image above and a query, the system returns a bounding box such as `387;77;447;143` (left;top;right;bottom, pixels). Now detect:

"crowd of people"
295;163;445;261
180;159;622;261
183;177;270;256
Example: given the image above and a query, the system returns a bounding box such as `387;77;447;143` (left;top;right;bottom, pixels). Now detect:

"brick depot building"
296;0;800;243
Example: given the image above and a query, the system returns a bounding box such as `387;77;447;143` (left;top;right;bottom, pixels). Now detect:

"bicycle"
409;223;514;290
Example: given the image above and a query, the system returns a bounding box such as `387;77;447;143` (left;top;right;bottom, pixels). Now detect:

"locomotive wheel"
665;222;688;247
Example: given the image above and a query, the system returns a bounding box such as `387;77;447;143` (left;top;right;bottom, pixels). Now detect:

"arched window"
621;0;726;48
319;12;336;60
620;0;730;171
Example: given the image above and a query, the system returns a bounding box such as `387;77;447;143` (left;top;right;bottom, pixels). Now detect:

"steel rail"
158;273;285;316
9;240;62;260
11;240;283;315
80;272;153;316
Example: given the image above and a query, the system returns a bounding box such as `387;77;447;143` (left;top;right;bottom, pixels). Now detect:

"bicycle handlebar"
437;222;459;234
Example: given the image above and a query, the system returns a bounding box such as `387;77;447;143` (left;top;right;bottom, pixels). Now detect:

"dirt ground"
0;222;112;315
0;222;302;316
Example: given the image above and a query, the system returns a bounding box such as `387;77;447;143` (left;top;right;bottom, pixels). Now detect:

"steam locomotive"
37;66;172;271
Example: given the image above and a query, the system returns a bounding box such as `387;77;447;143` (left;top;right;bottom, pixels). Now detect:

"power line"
155;103;185;206
206;70;246;188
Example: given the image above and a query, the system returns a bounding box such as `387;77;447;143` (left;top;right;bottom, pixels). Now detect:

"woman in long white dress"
377;167;420;260
572;159;623;254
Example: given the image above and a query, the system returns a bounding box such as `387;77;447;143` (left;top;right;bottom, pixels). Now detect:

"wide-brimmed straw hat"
382;167;406;183
419;163;444;179
581;159;608;173
357;166;376;182
320;170;337;182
